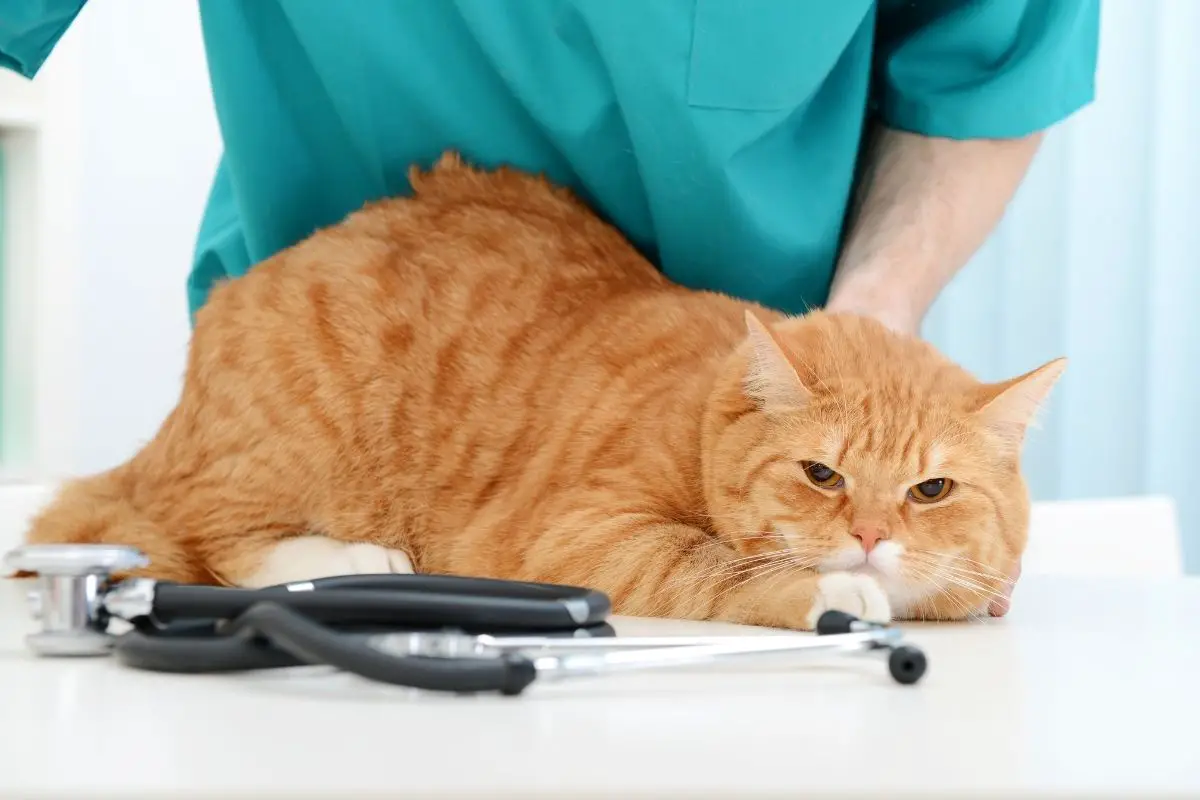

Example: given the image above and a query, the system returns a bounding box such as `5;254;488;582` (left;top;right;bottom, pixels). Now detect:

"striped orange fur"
20;153;1064;629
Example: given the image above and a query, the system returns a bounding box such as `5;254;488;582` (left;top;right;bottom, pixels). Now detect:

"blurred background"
1;1;1197;571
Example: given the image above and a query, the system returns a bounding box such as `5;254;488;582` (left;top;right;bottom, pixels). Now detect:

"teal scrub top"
2;0;1100;320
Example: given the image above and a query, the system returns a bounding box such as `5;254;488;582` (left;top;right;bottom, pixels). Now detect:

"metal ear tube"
370;610;928;686
518;623;921;684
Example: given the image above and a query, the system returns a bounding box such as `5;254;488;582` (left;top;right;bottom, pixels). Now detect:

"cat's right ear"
742;311;812;414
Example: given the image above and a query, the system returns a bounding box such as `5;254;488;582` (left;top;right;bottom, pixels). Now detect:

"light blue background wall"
922;0;1200;572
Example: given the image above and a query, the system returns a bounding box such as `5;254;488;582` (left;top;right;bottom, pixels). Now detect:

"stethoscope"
4;543;928;694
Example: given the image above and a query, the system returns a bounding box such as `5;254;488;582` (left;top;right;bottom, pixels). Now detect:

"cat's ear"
742;311;812;414
973;357;1067;446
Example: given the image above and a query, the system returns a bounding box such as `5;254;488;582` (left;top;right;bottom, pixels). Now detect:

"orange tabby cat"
19;152;1064;629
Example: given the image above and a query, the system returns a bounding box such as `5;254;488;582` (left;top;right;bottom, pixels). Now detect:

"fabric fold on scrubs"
873;0;1101;139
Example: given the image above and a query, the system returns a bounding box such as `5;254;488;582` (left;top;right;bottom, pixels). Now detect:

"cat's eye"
908;478;954;504
800;461;844;490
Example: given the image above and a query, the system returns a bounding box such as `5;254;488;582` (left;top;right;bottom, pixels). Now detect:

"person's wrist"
823;270;923;337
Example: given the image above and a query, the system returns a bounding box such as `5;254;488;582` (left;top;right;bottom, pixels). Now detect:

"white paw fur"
242;536;415;588
805;571;892;628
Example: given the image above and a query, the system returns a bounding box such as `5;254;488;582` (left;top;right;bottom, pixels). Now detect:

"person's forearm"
825;124;1044;334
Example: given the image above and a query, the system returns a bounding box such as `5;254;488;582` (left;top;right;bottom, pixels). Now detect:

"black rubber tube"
116;601;540;695
149;576;610;630
114;623;304;673
114;617;615;675
232;601;539;694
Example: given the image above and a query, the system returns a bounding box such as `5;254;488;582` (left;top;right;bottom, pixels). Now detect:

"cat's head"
702;310;1065;621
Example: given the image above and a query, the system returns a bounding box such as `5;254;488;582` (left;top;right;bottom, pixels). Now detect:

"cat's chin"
816;540;905;580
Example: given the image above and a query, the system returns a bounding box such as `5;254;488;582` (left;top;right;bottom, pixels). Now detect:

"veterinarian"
2;0;1100;616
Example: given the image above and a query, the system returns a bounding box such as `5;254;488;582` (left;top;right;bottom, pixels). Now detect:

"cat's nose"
852;526;886;553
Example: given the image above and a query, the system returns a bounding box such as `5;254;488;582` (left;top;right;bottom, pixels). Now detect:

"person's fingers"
988;559;1022;617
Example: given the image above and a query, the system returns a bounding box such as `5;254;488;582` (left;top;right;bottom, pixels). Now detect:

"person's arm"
825;126;1043;335
822;0;1101;337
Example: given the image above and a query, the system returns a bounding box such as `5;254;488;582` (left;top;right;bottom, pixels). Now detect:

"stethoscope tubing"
146;573;611;630
102;576;927;693
116;601;540;694
112;602;925;692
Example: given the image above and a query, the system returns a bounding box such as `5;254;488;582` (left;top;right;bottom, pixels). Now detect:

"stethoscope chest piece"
4;543;149;657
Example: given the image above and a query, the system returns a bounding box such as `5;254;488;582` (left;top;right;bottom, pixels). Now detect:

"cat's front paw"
805;572;891;628
241;537;415;588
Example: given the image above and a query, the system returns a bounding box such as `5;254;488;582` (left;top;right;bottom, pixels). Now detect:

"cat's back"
177;154;753;562
197;152;669;351
184;151;702;470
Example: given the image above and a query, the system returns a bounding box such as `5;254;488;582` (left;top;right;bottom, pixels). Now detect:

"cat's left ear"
742;311;812;414
973;357;1067;446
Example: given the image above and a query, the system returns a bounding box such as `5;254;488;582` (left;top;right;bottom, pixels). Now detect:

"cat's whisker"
927;578;977;620
910;564;1009;605
919;566;1015;596
644;555;799;618
721;549;791;563
924;554;1010;579
919;591;936;622
711;534;792;544
673;508;788;532
631;545;817;618
904;553;1015;587
935;565;1015;589
699;554;821;610
698;552;795;579
713;545;792;559
694;551;794;582
903;552;1014;587
677;515;759;531
902;562;997;619
701;543;827;568
699;546;831;578
941;577;1007;604
675;567;773;617
908;549;1011;577
908;559;1002;593
700;551;825;582
713;554;825;575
